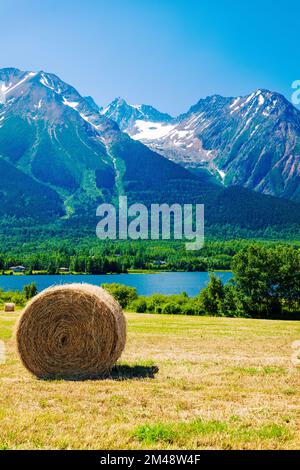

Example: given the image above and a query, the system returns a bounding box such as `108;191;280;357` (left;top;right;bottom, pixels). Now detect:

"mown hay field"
0;311;300;449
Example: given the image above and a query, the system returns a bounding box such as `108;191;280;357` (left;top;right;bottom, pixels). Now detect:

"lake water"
0;272;232;297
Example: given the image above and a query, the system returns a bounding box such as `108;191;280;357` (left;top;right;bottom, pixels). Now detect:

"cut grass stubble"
0;311;299;449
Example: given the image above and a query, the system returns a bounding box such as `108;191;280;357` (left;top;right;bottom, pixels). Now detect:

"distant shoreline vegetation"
103;244;300;319
1;238;300;275
1;245;300;320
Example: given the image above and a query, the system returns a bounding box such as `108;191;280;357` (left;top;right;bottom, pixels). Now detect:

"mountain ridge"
102;89;300;201
1;67;300;238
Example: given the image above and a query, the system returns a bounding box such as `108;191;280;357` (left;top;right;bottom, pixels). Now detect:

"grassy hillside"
0;311;299;449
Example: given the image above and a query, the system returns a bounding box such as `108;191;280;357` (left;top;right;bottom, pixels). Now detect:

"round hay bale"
5;303;15;312
16;283;126;379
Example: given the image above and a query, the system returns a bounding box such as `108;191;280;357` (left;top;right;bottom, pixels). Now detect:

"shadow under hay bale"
109;363;159;380
38;363;159;382
16;283;127;379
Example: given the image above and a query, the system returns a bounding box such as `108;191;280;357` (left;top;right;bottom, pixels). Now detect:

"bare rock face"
103;90;300;202
1;67;300;234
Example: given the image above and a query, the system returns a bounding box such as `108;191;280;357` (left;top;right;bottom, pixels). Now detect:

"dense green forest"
0;282;37;308
1;235;300;274
103;245;300;319
2;245;300;320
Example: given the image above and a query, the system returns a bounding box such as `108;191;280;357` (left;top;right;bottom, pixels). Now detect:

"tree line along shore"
1;244;300;319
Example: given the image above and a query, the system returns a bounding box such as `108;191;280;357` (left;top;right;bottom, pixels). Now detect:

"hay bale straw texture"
16;283;127;379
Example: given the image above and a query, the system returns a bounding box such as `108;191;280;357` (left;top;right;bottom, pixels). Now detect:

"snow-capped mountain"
1;67;300;234
0;68;211;223
0;68;116;133
100;97;173;132
0;67;122;221
102;91;300;201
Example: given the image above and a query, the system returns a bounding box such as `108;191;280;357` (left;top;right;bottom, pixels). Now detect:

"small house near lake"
9;266;26;273
59;267;69;273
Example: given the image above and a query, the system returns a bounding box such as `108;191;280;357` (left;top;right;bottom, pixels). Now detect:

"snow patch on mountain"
216;168;226;182
40;73;56;91
230;97;241;109
34;99;43;109
0;82;11;94
258;94;265;106
131;120;175;140
63;97;79;109
4;72;37;95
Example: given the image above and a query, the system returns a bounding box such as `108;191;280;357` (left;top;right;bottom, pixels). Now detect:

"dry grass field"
0;311;300;450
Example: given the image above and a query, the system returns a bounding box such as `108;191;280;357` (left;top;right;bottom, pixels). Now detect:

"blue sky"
1;0;299;114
